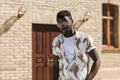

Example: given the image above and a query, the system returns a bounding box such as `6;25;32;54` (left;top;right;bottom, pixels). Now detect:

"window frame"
102;3;119;52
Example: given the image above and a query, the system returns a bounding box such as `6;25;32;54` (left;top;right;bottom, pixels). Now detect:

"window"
102;3;119;48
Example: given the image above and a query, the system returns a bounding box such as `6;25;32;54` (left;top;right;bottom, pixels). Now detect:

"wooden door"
32;24;60;80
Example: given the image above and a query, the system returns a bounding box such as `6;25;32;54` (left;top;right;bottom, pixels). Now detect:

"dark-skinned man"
52;10;101;80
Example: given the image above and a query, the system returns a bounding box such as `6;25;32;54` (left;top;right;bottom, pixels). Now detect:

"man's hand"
17;7;25;18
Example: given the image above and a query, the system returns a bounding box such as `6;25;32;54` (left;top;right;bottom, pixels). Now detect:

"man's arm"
0;7;25;36
86;49;101;80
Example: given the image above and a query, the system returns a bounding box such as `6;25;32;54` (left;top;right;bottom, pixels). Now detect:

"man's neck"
64;30;76;37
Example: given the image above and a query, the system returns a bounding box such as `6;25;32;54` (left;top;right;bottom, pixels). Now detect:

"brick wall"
0;0;120;80
0;1;32;80
100;53;120;80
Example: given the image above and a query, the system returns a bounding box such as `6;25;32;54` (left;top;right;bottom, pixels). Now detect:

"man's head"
56;10;73;21
56;10;75;37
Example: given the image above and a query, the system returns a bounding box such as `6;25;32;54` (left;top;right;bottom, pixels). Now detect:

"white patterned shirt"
52;31;96;80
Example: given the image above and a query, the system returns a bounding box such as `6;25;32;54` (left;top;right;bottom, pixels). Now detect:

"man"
52;10;101;80
0;7;25;36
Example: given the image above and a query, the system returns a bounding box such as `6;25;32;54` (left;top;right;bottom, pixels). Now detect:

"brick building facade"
0;0;120;80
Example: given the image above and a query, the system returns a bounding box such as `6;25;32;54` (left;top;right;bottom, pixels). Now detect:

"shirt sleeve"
85;35;96;53
52;37;59;56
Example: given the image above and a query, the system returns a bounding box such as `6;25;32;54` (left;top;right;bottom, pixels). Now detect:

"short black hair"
56;10;72;19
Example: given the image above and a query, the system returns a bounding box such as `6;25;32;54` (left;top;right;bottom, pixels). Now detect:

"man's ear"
72;19;73;23
70;18;73;23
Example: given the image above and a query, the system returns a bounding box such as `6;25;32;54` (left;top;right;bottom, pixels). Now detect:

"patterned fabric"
52;31;96;80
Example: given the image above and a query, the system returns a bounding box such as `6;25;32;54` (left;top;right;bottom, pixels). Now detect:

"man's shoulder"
52;34;62;42
76;31;91;39
53;34;62;39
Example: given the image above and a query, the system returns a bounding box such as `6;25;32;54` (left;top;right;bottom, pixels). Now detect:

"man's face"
57;16;73;36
